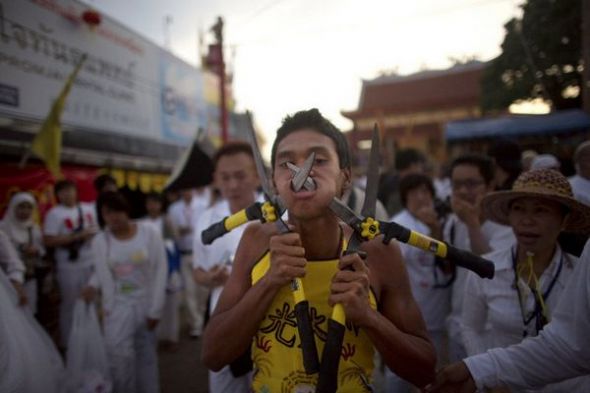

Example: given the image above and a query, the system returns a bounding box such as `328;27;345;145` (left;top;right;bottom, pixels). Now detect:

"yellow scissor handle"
261;201;278;223
360;217;380;240
407;231;448;258
224;209;249;231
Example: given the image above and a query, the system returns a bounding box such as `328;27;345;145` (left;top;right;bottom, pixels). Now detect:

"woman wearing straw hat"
459;169;590;392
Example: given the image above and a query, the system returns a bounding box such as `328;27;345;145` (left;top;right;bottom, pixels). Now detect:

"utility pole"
163;15;172;50
583;0;590;114
211;17;228;143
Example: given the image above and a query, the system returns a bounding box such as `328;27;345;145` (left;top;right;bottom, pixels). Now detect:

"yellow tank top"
250;242;377;393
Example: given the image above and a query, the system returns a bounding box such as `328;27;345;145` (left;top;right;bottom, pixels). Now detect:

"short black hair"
98;191;130;215
487;139;522;175
399;174;435;207
54;179;76;199
394;148;426;171
93;174;117;192
145;192;163;204
213;141;254;169
270;108;351;170
450;153;495;185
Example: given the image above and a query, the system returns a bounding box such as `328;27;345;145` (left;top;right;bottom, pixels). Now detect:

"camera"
67;229;84;261
434;197;452;219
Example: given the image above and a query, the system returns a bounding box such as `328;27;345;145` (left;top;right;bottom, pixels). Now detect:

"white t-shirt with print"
90;222;167;319
392;209;451;332
43;203;97;267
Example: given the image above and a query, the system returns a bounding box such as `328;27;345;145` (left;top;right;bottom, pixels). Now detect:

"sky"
81;0;523;147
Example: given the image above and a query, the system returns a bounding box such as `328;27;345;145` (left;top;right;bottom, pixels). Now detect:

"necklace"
511;247;563;337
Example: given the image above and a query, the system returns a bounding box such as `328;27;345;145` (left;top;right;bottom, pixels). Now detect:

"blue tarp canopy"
445;109;590;141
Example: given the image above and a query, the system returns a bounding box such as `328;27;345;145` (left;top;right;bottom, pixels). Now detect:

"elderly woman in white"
461;169;590;392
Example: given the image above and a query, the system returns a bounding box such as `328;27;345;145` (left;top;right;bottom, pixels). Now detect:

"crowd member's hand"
209;265;230;286
146;318;159;331
76;227;98;242
178;226;192;236
22;244;40;258
414;205;441;236
80;285;97;304
424;361;476;393
10;280;28;306
329;253;371;326
450;196;481;228
266;230;306;288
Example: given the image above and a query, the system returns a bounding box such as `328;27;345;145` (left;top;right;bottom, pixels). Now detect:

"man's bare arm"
361;239;437;387
201;222;307;371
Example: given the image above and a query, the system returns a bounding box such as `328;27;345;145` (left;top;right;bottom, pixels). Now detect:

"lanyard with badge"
511;247;563;337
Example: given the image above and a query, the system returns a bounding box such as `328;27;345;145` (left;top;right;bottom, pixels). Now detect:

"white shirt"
89;222;168;319
168;191;210;252
392;209;451;332
193;198;255;312
43;203;97;267
443;214;515;341
568;175;590;206
465;242;590;391
462;245;590;392
138;216;164;238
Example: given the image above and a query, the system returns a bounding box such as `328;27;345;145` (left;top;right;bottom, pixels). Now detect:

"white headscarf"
0;192;37;244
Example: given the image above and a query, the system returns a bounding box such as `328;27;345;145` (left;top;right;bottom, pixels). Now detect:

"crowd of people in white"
1;138;590;393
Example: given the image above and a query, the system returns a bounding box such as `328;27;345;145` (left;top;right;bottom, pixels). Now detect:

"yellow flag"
31;54;87;178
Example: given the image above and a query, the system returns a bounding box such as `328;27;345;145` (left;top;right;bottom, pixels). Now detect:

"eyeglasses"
451;179;485;190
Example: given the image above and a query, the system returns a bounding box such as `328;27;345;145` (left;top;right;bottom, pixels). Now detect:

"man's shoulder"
45;205;69;221
391;209;415;226
197;201;229;228
241;222;273;257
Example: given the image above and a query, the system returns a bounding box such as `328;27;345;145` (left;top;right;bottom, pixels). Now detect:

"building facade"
342;61;485;167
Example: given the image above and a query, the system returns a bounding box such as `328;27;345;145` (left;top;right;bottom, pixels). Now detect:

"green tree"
481;0;582;111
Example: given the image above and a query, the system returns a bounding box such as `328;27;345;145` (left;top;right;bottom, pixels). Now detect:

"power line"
229;0;519;47
231;0;290;30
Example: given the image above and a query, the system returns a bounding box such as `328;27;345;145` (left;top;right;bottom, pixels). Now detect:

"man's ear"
212;170;220;189
271;170;278;193
340;167;352;196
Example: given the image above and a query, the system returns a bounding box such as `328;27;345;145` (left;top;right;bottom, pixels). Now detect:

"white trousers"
104;301;159;393
209;366;251;393
156;291;180;342
180;254;207;333
56;261;93;348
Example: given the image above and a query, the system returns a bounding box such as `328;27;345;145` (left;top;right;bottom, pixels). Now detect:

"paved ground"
159;333;209;393
158;329;387;393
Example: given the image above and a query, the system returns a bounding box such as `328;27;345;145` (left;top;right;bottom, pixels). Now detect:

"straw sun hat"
482;169;590;235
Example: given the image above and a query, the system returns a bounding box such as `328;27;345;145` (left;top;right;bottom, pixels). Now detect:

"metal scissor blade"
328;198;363;230
246;126;274;199
286;162;316;191
361;124;380;219
292;152;316;192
